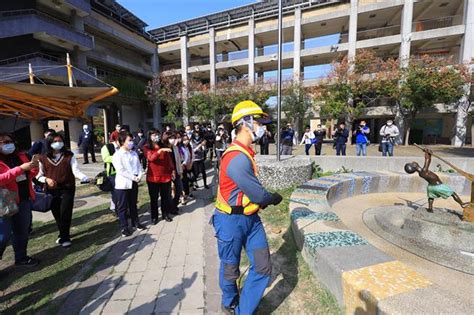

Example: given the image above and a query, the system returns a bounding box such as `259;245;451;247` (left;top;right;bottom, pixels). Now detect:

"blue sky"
118;0;257;29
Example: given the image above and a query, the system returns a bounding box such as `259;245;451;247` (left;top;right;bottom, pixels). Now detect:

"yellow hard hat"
231;100;267;126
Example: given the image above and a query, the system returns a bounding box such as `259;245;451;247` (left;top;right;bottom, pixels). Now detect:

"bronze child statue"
404;148;470;212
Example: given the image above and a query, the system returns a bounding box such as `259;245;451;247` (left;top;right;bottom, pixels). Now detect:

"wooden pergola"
0;53;119;120
0;81;118;120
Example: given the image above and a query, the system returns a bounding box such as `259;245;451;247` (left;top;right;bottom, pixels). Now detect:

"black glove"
271;193;283;206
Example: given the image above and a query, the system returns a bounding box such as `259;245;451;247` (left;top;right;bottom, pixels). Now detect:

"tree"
312;50;383;133
147;75;274;128
147;74;184;128
391;56;470;145
313;51;471;145
282;80;313;136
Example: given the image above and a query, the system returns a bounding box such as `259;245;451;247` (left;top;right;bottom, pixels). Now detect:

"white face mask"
1;143;15;155
255;125;265;139
51;141;64;151
169;139;176;146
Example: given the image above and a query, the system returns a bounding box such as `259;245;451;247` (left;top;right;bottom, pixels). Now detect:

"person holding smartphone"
0;133;40;266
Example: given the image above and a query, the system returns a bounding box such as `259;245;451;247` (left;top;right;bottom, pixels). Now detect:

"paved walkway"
54;172;223;315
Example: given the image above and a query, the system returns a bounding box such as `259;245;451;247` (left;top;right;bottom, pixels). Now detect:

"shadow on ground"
257;229;299;314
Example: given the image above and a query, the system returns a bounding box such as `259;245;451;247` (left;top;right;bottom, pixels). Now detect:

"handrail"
0;52;64;66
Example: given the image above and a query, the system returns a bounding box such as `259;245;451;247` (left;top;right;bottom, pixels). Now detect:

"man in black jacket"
28;128;55;157
78;124;96;164
313;124;326;155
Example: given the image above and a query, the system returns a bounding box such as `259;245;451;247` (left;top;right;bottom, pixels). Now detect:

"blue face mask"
1;143;15;155
51;142;64;151
127;142;134;150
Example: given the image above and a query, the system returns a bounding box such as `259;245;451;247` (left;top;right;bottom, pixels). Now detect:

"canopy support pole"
28;63;34;85
66;53;73;88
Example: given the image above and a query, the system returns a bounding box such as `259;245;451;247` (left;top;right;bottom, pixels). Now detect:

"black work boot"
221;295;239;315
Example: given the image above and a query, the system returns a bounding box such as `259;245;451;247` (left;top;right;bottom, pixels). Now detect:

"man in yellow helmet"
213;100;283;314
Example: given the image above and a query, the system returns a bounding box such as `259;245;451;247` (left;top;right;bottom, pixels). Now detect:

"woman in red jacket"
143;129;175;224
0;133;40;266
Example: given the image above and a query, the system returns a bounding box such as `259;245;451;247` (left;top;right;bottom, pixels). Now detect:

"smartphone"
31;154;40;167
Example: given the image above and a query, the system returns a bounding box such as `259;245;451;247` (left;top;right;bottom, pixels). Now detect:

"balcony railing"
217;50;249;62
0;52;64;66
357;24;401;41
161;62;181;71
190;56;210;67
413;15;462;32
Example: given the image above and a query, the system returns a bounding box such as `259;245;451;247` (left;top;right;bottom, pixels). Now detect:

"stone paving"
54;169;223;315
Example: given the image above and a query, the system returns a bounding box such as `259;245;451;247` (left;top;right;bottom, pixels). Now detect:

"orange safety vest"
215;145;260;215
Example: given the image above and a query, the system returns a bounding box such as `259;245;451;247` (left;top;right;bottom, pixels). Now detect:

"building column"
180;36;189;125
68;119;83;154
71;10;84;32
453;0;474;146
460;0;473;64
151;48;162;130
348;0;358;62
248;18;255;85
293;7;302;81
209;28;216;89
73;46;87;70
29;120;43;143
399;0;414;68
222;52;229;62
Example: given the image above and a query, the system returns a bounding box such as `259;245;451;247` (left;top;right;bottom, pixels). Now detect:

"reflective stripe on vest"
215;144;260;215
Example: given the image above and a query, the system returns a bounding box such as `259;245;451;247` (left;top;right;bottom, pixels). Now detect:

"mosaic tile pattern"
347;178;356;197
294;188;328;195
291;210;340;222
304;231;369;257
290;197;330;207
298;184;330;191
314;177;343;183
342;261;432;314
361;176;375;195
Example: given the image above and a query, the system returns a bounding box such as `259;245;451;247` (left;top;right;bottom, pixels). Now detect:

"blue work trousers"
212;210;271;315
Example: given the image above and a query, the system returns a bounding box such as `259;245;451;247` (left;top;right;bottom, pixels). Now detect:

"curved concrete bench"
289;171;471;314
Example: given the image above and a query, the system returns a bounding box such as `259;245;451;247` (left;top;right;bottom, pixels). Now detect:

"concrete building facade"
0;0;158;150
150;0;474;144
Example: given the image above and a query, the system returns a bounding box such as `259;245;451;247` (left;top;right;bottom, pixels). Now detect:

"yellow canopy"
0;82;119;119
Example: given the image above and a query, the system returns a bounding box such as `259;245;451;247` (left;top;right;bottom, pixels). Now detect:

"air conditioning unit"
88;66;97;77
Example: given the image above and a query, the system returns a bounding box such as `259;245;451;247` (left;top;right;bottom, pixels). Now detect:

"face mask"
1;143;15;155
51;141;64;151
183;141;189;145
255;126;265;139
169;139;176;146
387;122;393;126
138;133;143;137
127;142;134;150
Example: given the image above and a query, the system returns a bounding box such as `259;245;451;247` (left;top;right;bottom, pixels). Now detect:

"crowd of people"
0;117;402;268
279;119;400;157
